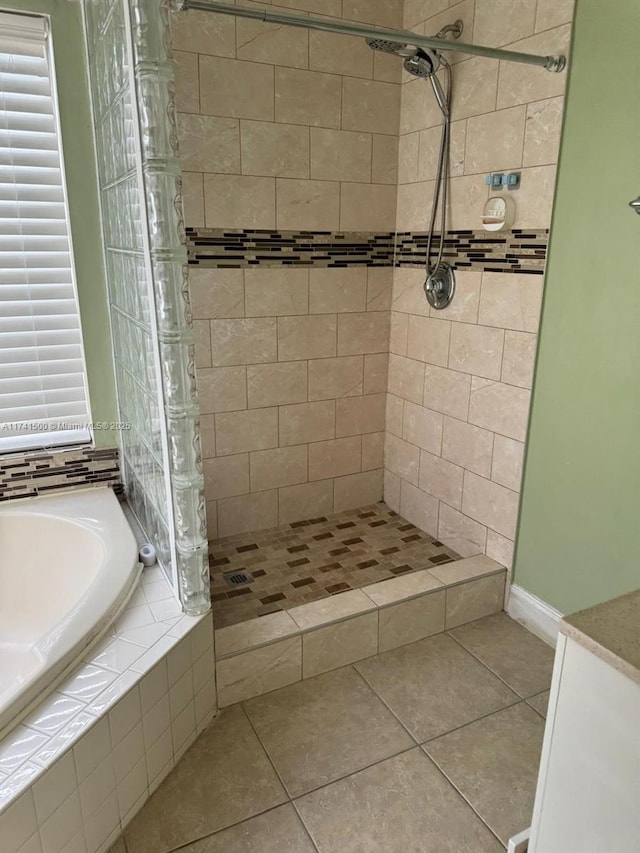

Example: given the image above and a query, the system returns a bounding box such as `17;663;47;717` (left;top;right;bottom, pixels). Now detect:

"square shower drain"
223;569;255;587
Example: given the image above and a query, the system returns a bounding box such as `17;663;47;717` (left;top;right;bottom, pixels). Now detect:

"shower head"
365;37;418;58
403;47;441;78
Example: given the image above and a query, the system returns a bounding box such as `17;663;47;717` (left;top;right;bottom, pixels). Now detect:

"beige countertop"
561;589;640;686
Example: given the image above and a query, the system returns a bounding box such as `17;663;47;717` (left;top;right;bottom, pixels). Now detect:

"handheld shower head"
403;47;441;78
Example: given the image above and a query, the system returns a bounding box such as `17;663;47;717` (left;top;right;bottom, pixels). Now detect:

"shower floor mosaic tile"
209;503;459;628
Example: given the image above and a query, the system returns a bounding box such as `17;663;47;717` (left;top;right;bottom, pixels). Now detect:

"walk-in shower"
366;27;460;309
176;0;566;312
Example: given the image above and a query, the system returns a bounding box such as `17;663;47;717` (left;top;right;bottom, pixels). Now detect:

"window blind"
0;11;91;454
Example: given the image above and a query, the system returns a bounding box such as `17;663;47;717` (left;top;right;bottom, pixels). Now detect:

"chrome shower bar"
176;0;566;72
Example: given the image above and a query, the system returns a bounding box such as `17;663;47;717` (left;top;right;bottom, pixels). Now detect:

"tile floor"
113;612;554;853
209;503;460;627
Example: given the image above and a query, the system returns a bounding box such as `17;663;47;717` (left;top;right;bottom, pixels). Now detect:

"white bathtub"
0;487;140;736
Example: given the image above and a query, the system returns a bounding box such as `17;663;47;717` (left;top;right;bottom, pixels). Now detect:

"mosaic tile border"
0;446;121;503
186;228;548;274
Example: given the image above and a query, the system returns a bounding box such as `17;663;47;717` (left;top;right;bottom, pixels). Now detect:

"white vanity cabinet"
528;591;640;853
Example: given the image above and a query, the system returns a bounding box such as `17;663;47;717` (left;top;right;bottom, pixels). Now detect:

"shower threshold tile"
210;502;460;629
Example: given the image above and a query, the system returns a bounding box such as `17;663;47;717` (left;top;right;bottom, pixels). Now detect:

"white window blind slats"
0;11;91;453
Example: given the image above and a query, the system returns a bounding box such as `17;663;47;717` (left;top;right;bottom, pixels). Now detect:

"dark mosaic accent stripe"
0;447;121;502
186;228;548;274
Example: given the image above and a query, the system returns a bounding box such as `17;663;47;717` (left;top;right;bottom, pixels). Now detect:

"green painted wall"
7;0;118;447
513;0;640;614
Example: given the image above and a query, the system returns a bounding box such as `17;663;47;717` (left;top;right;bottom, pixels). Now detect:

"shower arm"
175;0;566;73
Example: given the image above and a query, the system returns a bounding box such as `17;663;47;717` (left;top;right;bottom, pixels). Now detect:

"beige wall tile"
342;0;403;28
419;120;466;180
423;365;471;420
342;78;400;136
309;436;361;481
240;121;310;178
512;164;558;229
217;489;279;538
450;57;500;120
468;377;531;442
276;178;340;230
199;56;274;120
464;106;526;174
449;323;505;380
206;499;218;540
491;435;525;492
308;356;363;400
402;401;443;455
200;413;216;458
250;445;308;492
385;433;420;484
429;271;480;324
366;269;393;312
247;362;308;409
385;393;404;437
462;471;519;539
204;174;275;228
236;17;308;68
275;67;342;128
309;31;373;79
216;638;301;707
203;454;249;501
372;134;399;184
340;184;397;231
407;315;451;367
170;9;236;57
173;51;199;113
244;269;309;317
378;591;446;653
478;273;543;332
278;480;334;524
309;268;367;314
216;408;278;456
388;353;425;405
190;269;244;319
392;268;430;316
198;365;247;414
210;317;277;366
501;330;536;389
404;0;448;28
442;416;494;478
302;614;378;678
448;174;490;230
279;400;336;447
445;574;505;630
364;353;389;395
423;0;476;64
473;0;536;48
181;172;204;227
400;77;433;135
486;530;515;570
334;468;384;512
373;50;402;84
278;314;337;361
438;503;488;554
398;132;419;184
193;319;211;369
338;312;390;356
396;179;435;231
177;114;240;174
384;468;401;511
497;26;572;109
400;480;439;536
362;431;384;471
535;0;574;31
390;311;408;356
310;128;372;183
419;450;464;508
276;0;342;15
336;394;386;437
523;96;564;167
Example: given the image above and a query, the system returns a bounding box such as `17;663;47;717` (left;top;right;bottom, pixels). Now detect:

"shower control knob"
629;197;640;215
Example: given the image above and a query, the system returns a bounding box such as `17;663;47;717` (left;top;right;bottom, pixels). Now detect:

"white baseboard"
506;584;563;647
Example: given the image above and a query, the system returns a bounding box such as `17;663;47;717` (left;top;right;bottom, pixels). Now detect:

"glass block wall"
84;0;209;615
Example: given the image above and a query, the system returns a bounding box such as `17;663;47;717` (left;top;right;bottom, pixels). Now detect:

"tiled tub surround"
210;502;459;628
187;227;548;273
193;264;392;540
0;563;215;853
384;0;574;567
0;447;120;503
214;554;506;707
